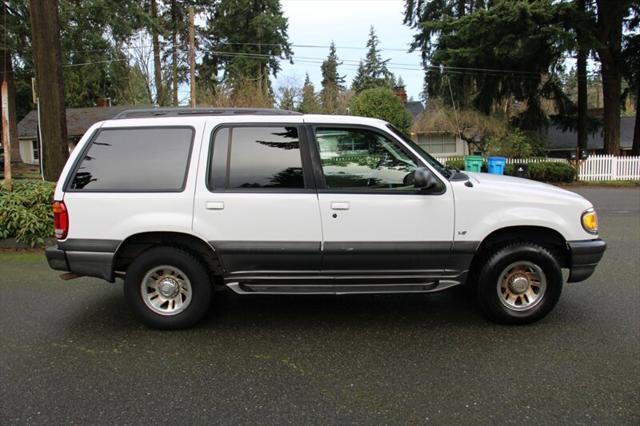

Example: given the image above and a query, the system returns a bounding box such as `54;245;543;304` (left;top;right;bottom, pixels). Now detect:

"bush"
0;180;55;246
350;87;413;132
445;159;466;170
526;162;576;183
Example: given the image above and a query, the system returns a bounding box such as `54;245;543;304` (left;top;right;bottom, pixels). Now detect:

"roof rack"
113;107;302;119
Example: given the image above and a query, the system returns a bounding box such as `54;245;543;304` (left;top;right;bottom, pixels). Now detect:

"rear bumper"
567;239;606;283
45;244;116;282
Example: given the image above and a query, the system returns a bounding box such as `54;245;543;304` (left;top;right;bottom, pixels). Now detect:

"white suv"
46;108;606;329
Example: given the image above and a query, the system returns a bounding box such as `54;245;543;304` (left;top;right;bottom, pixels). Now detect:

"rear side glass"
68;127;194;191
224;126;304;189
209;128;229;190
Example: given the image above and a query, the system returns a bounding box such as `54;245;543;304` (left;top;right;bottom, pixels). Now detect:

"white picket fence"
432;154;640;181
578;155;640;181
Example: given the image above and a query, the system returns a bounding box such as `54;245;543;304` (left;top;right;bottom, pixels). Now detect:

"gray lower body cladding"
46;239;479;288
45;239;120;282
567;239;607;283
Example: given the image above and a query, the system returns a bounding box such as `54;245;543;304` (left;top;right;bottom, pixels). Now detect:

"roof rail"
113;107;302;119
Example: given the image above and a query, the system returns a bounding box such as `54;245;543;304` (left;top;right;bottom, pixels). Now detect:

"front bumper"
567;239;606;283
45;245;115;282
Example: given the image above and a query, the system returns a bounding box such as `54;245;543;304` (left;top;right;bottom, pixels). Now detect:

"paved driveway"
1;187;639;424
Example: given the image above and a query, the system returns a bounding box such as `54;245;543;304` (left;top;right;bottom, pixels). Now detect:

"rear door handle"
331;202;350;211
205;201;225;210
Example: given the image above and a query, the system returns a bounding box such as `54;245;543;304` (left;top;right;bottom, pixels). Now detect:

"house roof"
545;116;635;151
405;101;425;119
17;105;152;139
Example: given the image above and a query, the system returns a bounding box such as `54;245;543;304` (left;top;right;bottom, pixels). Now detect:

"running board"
226;280;461;295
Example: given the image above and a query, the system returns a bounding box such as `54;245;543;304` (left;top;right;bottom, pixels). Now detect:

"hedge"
0;180;55;247
446;159;576;183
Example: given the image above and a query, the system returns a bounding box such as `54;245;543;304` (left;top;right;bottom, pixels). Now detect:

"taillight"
52;201;69;240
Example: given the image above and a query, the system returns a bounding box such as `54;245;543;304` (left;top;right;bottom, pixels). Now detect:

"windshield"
386;124;452;179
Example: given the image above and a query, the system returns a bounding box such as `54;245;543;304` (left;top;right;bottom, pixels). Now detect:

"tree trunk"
596;0;625;155
576;0;588;152
171;0;178;106
1;48;20;163
632;86;640;155
151;0;164;106
599;49;622;155
29;0;68;181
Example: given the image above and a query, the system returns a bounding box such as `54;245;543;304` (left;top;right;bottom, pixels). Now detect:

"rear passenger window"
209;126;304;189
69;127;194;191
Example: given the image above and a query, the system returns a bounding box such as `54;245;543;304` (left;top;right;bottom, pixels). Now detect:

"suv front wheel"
124;247;212;329
476;242;563;324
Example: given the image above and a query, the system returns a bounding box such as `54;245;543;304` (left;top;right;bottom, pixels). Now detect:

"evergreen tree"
351;27;394;93
404;1;575;130
350;87;413;132
320;42;345;114
199;0;293;96
298;73;321;113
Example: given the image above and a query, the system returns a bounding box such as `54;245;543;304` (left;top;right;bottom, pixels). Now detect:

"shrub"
527;162;576;183
445;159;466;170
350;87;413;132
0;180;55;246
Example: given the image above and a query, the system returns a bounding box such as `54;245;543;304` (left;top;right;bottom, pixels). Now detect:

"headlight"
581;208;598;234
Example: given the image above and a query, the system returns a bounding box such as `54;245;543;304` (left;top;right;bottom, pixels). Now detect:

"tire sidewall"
124;247;212;329
477;244;563;324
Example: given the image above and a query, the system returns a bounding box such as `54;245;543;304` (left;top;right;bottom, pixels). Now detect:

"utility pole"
2;81;12;191
189;6;196;108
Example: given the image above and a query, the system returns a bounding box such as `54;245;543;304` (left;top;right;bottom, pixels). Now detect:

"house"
544;115;636;156
395;89;467;156
411;131;467;156
17;105;149;165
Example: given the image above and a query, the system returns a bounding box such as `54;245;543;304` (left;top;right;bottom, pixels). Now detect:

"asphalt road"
1;187;639;425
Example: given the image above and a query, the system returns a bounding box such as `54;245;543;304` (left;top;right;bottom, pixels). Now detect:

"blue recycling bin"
487;156;506;175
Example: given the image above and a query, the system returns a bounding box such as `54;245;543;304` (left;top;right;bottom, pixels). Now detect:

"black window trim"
305;123;446;196
64;125;196;193
205;122;317;194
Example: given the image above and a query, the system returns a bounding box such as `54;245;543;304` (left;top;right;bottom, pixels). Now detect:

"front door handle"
205;201;225;210
331;202;350;211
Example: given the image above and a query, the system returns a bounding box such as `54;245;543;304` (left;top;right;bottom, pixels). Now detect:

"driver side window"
315;127;418;191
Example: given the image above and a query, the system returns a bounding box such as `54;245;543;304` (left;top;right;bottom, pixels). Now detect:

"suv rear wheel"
124;247;212;329
476;242;562;324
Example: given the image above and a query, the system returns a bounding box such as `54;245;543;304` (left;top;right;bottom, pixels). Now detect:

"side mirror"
414;167;439;192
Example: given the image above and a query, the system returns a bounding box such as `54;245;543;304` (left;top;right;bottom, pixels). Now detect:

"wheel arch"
113;231;223;278
468;225;570;281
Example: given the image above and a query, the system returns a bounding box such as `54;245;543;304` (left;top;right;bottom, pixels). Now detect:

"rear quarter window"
67;127;194;192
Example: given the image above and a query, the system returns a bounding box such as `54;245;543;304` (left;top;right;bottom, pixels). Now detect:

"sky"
273;0;425;100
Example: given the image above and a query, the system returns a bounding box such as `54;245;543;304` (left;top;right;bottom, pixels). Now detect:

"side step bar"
226;280;461;295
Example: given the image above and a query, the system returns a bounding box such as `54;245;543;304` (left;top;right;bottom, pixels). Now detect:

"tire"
476;242;562;324
124;246;212;329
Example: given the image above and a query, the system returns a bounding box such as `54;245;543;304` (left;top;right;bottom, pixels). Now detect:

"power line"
58;46;559;83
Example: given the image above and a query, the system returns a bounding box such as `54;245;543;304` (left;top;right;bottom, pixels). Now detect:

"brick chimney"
96;97;111;107
394;86;407;103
